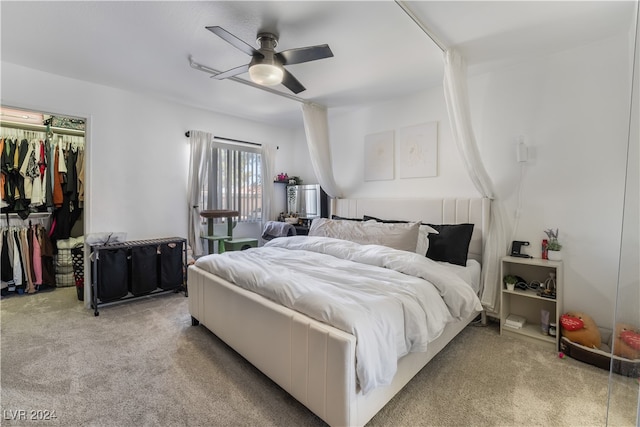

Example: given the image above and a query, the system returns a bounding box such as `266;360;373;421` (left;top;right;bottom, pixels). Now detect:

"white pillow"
360;215;438;255
309;219;420;252
437;259;482;293
416;224;438;255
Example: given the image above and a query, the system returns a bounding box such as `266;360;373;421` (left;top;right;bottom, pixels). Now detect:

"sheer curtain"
261;143;276;225
301;102;342;198
443;50;510;313
187;130;212;257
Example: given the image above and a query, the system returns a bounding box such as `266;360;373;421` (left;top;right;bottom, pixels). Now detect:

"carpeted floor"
1;286;637;427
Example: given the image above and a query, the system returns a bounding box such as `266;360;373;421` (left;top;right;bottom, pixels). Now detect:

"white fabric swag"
301;102;342;198
443;50;510;313
187;130;212;257
261;143;276;229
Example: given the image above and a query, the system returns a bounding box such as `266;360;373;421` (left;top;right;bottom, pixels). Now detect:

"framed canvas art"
398;121;438;178
364;130;394;181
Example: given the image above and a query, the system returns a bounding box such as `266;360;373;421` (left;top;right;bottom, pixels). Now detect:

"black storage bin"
130;245;159;296
159;242;183;290
97;248;129;302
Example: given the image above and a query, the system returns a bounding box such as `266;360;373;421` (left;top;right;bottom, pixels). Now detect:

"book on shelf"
505;314;526;329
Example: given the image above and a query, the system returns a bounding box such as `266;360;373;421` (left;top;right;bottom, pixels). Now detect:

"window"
201;139;262;223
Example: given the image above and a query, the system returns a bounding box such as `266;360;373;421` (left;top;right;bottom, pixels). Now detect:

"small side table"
200;210;239;254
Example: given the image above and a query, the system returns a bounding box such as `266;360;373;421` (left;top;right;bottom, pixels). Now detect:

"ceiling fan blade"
206;26;263;58
281;69;306;94
276;45;333;65
211;64;250;80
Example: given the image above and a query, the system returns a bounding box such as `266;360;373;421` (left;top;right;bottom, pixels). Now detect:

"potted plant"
544;228;562;260
504;275;518;291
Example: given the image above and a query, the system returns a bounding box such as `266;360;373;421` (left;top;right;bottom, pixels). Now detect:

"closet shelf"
1;120;85;136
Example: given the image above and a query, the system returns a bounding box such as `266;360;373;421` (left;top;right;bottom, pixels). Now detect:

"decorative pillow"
309;218;420;252
560;313;585;332
425;223;474;266
363;215;438;255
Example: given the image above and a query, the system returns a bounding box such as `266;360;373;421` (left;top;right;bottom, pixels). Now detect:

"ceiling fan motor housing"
256;32;278;50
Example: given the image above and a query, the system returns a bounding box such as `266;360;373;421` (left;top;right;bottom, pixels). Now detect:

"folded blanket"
261;221;296;240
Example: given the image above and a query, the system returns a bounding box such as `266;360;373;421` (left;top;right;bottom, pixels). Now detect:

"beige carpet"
1;287;637;427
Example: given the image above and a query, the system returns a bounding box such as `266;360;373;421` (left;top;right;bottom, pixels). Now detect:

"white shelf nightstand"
500;256;563;349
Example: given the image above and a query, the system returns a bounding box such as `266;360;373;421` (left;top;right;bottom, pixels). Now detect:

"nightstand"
500;256;563;349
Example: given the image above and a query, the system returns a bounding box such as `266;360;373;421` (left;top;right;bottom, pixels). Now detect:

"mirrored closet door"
607;4;639;424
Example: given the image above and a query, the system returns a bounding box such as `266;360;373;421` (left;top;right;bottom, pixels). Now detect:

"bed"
188;197;489;426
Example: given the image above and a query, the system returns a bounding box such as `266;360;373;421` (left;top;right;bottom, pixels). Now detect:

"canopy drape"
261;143;276;225
443;50;510;313
187;130;212;257
301;102;342;198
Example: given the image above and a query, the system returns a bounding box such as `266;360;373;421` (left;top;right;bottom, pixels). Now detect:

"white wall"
273;127;315;184
1;62;298;241
329;87;478;198
313;32;632;328
473;35;630;328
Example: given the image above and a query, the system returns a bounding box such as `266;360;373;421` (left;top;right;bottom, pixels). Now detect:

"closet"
1;106;85;299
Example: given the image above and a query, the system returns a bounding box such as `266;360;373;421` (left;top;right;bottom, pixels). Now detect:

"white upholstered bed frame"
188;197;489;426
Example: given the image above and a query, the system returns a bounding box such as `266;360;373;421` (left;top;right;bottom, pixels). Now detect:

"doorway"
1;105;86;304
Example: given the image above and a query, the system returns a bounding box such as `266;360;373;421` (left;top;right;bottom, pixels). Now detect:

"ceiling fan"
206;26;334;94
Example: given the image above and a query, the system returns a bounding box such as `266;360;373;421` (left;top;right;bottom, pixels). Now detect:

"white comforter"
194;236;482;394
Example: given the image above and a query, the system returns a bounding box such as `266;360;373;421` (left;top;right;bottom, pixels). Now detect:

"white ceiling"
1;1;636;128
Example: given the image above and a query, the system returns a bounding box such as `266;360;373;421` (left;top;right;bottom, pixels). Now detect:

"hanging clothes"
1;230;13;286
1;126;83;219
65;146;78;200
52;147;64;208
18;227;34;293
44;140;53;208
5;228;16;285
0;138;6;206
0;223;56;292
76;148;84;206
19;140;37;200
1;139;17;209
38;225;56;286
30;225;43;286
30;141;46;208
11;228;23;288
15;139;28;197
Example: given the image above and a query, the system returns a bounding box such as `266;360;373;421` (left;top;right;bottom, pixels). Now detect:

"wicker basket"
71;247;84;301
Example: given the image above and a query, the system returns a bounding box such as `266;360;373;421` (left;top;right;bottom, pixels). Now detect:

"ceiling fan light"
249;63;284;86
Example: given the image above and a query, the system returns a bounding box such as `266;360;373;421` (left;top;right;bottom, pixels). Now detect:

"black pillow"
363;215;405;224
364;215;436;228
425;223;474;266
331;215;363;221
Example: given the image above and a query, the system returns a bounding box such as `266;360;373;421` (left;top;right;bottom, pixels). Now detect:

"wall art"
364;130;394;181
398;121;438;178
